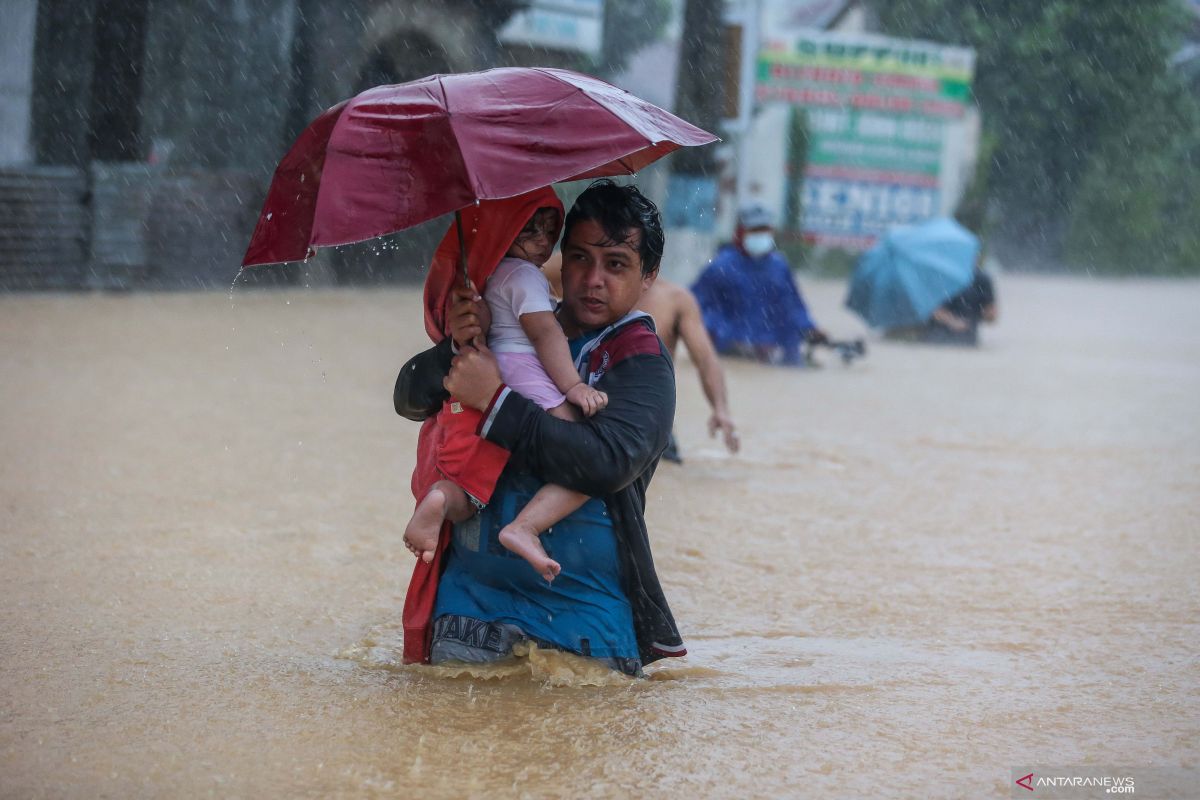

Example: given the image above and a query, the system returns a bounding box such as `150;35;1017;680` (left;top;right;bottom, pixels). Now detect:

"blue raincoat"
691;244;816;364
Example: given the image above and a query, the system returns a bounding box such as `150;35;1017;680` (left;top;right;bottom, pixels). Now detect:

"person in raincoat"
691;203;828;366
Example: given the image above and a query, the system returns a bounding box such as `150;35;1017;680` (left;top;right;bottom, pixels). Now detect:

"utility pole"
734;0;761;208
671;0;724;179
665;0;726;283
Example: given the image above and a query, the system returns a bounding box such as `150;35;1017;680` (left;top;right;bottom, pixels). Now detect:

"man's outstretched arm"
676;288;739;453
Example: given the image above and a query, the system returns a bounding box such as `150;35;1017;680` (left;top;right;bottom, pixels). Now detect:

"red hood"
423;187;563;342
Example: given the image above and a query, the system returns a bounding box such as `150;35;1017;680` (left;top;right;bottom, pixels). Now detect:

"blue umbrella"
846;218;980;329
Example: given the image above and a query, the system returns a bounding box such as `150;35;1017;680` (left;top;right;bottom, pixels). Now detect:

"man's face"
559;218;657;334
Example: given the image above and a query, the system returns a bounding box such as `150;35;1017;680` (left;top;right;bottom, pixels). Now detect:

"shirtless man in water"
637;279;738;458
545;254;738;458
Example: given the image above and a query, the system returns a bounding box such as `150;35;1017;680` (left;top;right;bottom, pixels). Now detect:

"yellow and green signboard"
757;31;975;249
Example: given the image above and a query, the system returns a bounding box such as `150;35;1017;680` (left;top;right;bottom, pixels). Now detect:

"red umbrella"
241;67;718;269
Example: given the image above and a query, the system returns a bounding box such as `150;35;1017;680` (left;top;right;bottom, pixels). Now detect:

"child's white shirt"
484;257;555;355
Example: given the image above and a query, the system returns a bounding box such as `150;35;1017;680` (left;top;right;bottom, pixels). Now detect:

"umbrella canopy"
845;218;980;329
242;67;717;267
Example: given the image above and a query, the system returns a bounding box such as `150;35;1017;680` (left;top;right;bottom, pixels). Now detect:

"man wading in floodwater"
394;180;685;676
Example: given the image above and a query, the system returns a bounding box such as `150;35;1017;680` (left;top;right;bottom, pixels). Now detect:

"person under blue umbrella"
691;203;829;366
846;217;997;346
922;259;997;345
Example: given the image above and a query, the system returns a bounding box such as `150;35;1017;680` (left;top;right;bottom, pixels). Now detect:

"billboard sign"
498;0;605;57
757;31;975;249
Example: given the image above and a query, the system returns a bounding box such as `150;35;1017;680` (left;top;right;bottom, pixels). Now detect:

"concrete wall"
0;167;88;288
29;0;96;167
140;0;300;173
0;0;38;165
88;164;263;289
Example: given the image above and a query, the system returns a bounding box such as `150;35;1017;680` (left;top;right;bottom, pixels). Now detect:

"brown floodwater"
1;275;1197;797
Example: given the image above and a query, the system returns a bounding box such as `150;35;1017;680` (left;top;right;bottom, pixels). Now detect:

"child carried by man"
403;191;603;581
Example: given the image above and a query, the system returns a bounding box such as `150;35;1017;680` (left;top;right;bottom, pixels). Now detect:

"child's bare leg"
404;479;475;563
548;401;580;421
497;484;588;581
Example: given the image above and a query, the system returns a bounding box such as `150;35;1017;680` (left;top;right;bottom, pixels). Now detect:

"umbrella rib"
532;68;656;177
436;74;486;198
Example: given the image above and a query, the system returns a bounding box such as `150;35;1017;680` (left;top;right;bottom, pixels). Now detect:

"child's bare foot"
498;521;561;582
404;487;447;563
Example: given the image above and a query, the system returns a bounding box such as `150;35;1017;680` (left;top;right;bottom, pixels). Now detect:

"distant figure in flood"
921;261;997;346
690;203;828;366
848;216;997;347
879;259;998;347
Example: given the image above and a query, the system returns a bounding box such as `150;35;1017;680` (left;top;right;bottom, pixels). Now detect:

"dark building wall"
0;0;39;165
0;167;88;288
89;0;150;161
31;0;97;167
11;0;97;288
32;0;150;165
140;0;299;173
7;0;533;290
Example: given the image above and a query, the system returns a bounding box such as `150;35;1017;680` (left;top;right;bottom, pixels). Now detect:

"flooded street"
2;275;1197;797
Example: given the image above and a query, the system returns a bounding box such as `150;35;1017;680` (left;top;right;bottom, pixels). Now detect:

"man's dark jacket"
394;315;686;665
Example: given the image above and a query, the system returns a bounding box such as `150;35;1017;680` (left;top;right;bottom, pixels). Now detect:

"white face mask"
742;231;775;258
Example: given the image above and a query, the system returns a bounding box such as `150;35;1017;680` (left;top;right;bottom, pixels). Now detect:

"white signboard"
753;30;975;248
499;0;604;56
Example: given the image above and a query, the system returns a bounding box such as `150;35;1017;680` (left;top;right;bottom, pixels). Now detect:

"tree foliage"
1065;78;1200;274
870;0;1188;266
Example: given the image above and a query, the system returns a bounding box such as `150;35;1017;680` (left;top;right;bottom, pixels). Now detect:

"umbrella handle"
455;210;469;289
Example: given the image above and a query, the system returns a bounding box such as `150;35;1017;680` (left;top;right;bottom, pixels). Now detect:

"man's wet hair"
564;179;664;275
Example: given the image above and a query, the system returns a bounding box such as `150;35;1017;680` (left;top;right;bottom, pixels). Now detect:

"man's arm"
776;259;827;342
930;306;970;332
482;350;675;495
675;288;739;453
446;327;674;495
